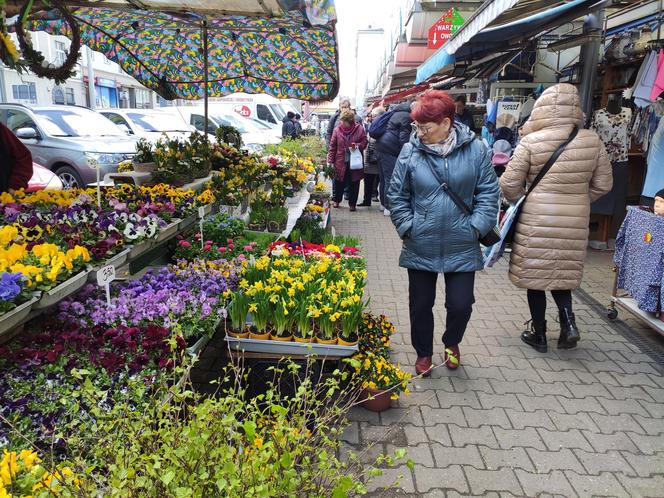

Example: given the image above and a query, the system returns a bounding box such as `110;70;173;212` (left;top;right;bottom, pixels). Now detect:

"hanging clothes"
651;50;664;101
643;115;664;197
633;50;658;108
591;107;632;163
614;207;664;312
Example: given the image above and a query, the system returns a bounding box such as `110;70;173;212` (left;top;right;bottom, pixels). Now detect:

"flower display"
352;352;411;400
0;449;78;497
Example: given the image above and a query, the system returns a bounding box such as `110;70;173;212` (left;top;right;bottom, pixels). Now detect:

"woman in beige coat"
500;84;612;353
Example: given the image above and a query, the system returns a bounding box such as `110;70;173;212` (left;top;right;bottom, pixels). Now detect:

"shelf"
611;296;664;337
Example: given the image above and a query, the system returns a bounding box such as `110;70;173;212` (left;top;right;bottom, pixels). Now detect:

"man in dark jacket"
375;101;413;215
294;114;303;136
454;95;475;131
0;122;33;193
282;112;297;139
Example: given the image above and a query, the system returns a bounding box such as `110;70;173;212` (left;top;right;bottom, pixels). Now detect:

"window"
66;88;75;105
12;83;37;103
257;104;277;124
52;86;65;105
54;41;66;66
103;113;132;134
6;110;37;133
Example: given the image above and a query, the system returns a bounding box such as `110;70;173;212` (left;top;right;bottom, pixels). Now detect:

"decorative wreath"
13;0;81;85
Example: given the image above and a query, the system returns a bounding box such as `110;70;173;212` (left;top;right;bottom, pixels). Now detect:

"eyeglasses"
412;123;434;135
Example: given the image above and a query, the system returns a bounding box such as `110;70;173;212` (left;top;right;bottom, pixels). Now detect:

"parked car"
27;163;63;192
0;104;138;189
99;108;196;142
172;106;281;151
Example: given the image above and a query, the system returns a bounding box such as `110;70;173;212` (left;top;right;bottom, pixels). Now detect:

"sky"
333;0;401;102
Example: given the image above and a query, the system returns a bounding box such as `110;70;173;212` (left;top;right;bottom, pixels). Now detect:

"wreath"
13;0;81;85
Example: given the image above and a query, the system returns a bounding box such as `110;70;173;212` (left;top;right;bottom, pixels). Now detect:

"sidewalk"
333;204;664;497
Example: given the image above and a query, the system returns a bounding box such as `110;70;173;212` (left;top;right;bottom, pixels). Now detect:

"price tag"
249;255;256;267
331;226;336;239
97;265;115;306
198;206;206;249
198;206;206;218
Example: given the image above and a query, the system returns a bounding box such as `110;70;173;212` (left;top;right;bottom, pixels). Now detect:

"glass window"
52;86;65;105
257;104;277;124
54;41;66;66
34;108;125;137
127;112;190;132
269;104;287;121
6;110;37;133
11;83;37;103
65;88;76;105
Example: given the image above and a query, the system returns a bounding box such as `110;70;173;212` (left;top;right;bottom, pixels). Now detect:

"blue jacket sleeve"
470;142;500;236
387;145;414;239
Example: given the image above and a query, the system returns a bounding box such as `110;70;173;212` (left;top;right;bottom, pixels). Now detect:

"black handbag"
422;155;501;247
503;125;579;244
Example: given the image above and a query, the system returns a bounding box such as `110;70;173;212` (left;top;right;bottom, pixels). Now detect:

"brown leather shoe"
415;356;433;377
444;345;460;370
333;202;340;208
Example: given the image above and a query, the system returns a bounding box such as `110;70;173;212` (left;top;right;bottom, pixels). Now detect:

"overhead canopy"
416;0;606;83
26;4;339;101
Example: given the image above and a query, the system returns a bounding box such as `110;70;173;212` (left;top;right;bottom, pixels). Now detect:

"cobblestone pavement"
332;203;664;497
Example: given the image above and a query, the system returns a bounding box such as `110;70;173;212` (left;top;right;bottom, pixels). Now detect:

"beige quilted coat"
500;84;613;290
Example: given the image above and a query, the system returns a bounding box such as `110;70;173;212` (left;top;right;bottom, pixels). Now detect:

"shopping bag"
349;148;364;170
483;196;524;268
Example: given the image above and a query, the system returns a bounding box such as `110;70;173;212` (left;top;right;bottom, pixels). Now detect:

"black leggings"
527;289;573;323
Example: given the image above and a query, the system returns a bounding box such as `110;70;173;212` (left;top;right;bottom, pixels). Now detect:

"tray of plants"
224;336;358;357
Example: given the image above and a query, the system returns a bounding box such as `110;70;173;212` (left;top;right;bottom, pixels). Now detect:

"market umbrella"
23;2;339;102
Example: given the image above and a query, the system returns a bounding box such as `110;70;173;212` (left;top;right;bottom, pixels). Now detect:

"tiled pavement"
333;203;664;497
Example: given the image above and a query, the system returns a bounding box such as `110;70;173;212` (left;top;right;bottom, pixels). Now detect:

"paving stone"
555;395;607;415
449;425;498;449
609;385;654;401
342;421;360;444
639;399;664;418
462;407;511;430
614;372;660;388
361;423;408;446
493;426;546;451
574;449;634;475
537;368;580;384
396;390;440;408
566;382;614;400
525;448;585;474
450;377;494;394
504;408;556;431
463;467;523;495
489;379;533;395
526;380;574;397
633;415;664;436
479;447;534;472
589;412;644;435
582;431;640;454
517;394;564;413
436;390;482;409
349;406;380;424
413;464;468;494
420;406;468;427
379;407;425;426
366;465;415;494
402;424;432;446
538;428;593;452
446;491;498;498
624;432;664;455
547;411;600;433
614;361;661;375
514;469;576;497
616;473;664;497
564;471;629;498
462;365;507;381
431;443;484;469
643;386;664;402
596;397;650;417
424;425;452;446
387;443;434;468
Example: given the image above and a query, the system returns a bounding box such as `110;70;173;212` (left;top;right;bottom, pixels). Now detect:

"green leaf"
161;470;176;486
243;420;256;441
280;451;293;468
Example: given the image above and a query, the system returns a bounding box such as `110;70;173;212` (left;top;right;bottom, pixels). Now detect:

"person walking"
328;109;368;212
282;111;297;139
388;90;499;375
326;98;351;146
376;100;414;216
0;122;33;193
359;107;384;207
500;83;613;352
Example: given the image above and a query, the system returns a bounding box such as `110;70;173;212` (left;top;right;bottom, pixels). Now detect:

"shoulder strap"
421;151;473;216
525;125;579;198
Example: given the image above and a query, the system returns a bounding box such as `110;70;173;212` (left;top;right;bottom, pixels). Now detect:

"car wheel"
55;166;83;190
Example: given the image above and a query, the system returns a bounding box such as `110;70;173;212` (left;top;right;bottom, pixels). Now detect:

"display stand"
281;188;311;239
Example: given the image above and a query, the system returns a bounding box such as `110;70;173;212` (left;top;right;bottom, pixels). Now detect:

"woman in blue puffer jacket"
387;90;499;376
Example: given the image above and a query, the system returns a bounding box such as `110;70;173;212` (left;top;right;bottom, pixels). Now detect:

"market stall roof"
416;0;606;83
25;2;338;101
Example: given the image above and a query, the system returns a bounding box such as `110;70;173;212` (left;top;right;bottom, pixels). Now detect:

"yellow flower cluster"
0;33;20;63
0;449;78;497
354;351;411;399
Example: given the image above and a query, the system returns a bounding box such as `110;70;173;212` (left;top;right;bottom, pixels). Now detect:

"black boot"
558;309;580;349
521;320;547;353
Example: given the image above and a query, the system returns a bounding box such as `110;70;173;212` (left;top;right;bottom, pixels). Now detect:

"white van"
210;93;299;129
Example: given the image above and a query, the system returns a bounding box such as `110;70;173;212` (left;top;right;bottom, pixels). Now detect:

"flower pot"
294;335;313;343
270;333;293;342
0;295;39;341
133;162;157;173
156;220;180;243
361;388;393;412
227;329;250;339
249;331;270;340
337;335;359;347
35;270;90;310
315;336;337;345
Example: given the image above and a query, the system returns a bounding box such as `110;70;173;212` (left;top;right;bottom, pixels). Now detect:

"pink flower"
244;245;253;251
226;239;233;245
179;240;191;248
218;247;227;253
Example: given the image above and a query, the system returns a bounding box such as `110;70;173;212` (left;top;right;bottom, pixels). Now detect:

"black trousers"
333;163;360;207
408;269;475;357
362;173;378;204
527;289;573;324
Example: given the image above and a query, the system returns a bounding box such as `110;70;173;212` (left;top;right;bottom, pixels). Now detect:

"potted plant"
294;296;314;343
338;298;365;347
227;293;250;339
248;207;267;232
270;297;292;341
315;308;338;345
266;206;288;233
247;295;270;340
133;138;157;172
353;352;411;412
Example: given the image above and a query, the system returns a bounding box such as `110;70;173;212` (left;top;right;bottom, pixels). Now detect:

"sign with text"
428;8;465;50
233;105;252;118
497;101;522;129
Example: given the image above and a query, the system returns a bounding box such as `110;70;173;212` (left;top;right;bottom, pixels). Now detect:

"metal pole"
578;10;603;126
202;19;209;145
658;0;663;40
86;46;96;109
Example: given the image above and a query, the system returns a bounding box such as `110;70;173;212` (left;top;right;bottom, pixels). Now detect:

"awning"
416;0;606;83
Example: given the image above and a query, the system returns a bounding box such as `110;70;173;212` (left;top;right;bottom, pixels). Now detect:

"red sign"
428;8;464;50
234;105;251;117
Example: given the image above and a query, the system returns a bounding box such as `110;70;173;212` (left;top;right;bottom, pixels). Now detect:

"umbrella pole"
203;19;209;146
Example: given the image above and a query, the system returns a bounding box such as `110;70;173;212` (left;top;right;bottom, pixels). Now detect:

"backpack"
368;110;394;140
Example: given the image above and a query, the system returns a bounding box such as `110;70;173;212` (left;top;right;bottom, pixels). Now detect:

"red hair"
411;90;455;124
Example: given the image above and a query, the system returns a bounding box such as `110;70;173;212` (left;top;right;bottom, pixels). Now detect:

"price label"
249;255;256;267
87;157;101;170
97;265;116;286
331;226;336;239
198;206;206;218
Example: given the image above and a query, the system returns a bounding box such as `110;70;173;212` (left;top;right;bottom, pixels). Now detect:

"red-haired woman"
387;90;499;375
